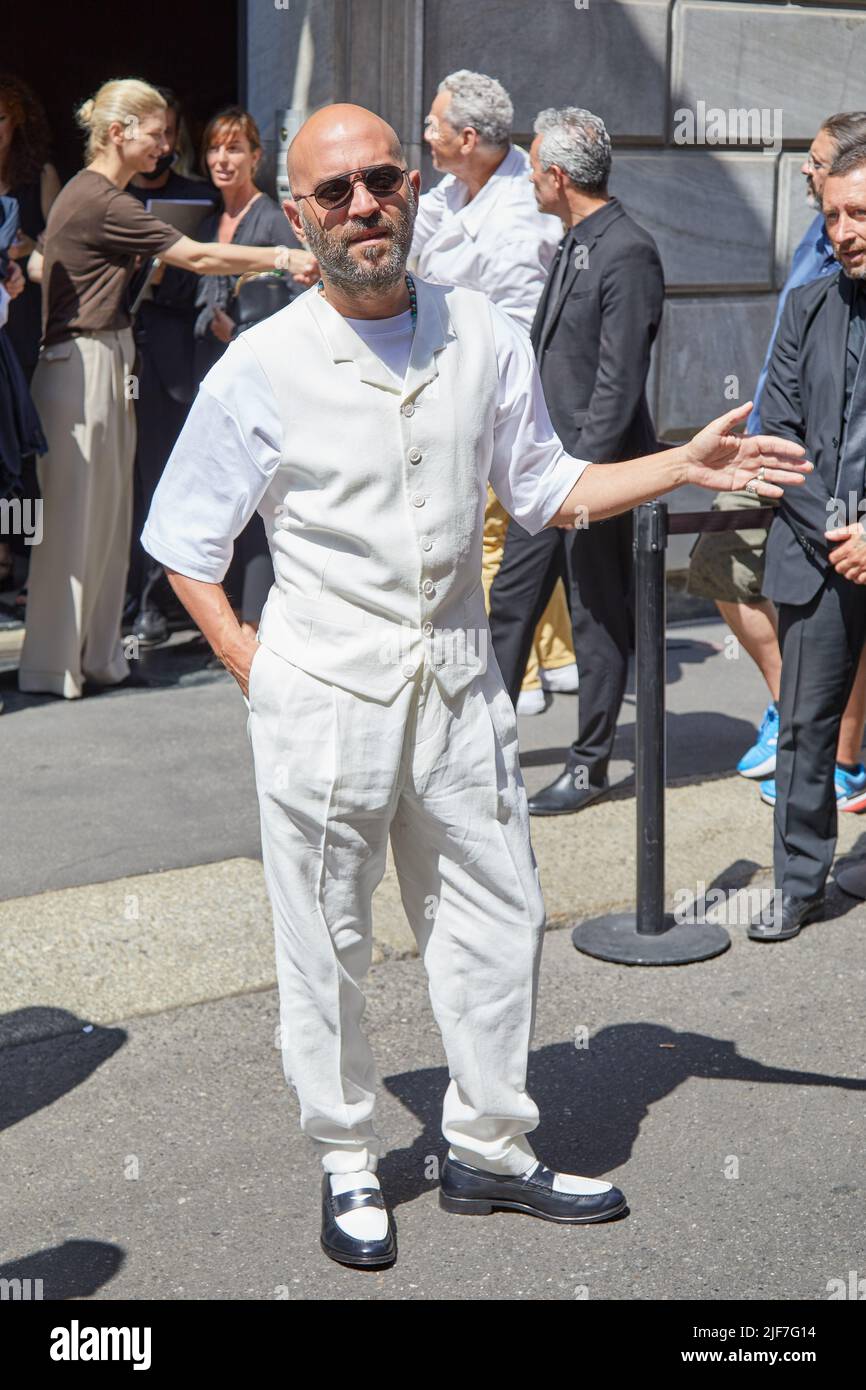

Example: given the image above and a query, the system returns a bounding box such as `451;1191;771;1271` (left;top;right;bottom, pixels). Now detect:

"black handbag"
232;271;296;330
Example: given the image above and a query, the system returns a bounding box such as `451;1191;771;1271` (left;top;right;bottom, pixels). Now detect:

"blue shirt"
747;212;838;434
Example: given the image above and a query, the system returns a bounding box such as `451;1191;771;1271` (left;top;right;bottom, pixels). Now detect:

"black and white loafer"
320;1175;397;1268
439;1157;628;1224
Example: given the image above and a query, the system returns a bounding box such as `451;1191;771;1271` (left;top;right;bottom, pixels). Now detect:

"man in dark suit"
488;106;664;814
751;142;866;940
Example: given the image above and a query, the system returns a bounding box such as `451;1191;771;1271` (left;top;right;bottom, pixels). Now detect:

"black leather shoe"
527;769;609;817
130;608;169;647
747;891;825;941
320;1175;397;1268
439;1156;628;1224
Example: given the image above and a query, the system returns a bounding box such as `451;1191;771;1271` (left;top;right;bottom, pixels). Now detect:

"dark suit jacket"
761;268;854;606
531;196;664;462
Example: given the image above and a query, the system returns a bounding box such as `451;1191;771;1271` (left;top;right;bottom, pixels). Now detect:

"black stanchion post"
571;501;731;965
635;500;666;935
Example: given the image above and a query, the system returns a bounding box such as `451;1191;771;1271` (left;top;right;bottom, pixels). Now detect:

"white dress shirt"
410;144;562;332
141;276;587;701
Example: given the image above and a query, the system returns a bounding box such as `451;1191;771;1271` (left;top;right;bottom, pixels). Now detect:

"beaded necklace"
317;273;417;332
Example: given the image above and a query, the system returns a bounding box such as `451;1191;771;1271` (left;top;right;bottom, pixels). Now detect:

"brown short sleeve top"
41;168;184;347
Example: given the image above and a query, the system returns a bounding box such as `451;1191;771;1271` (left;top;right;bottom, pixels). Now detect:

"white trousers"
246;642;548;1176
19;329;135;698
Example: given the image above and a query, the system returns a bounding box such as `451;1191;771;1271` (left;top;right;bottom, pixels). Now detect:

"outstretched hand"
682;401;812;497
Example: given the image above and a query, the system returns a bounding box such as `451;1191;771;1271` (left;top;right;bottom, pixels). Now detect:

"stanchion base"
835;860;866;900
572;912;731;965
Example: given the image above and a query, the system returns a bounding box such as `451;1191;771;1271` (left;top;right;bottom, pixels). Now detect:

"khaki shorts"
686;489;777;605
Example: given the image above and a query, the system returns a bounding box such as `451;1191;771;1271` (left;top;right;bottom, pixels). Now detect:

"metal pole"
635;502;667;934
571;502;730;965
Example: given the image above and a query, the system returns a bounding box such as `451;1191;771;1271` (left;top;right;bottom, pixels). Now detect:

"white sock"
524;1160;613;1195
329;1171;389;1240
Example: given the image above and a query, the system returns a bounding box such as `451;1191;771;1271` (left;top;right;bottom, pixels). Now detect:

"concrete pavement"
2;616;865;1299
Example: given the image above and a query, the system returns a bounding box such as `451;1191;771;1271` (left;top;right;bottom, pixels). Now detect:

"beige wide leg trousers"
19;329;136;698
246;639;549;1177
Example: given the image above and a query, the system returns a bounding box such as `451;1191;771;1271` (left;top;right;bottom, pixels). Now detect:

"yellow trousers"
481;486;574;690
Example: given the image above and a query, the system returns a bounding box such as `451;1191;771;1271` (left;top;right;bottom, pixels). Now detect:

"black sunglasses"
294;162;409;211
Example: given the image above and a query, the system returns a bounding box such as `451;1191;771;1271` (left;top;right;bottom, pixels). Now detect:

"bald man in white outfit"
141;104;811;1270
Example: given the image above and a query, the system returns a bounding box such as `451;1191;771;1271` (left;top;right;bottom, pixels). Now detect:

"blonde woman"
19;78;315;699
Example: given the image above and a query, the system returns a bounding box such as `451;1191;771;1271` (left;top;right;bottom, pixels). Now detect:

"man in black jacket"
489;106;664;814
751;143;866;940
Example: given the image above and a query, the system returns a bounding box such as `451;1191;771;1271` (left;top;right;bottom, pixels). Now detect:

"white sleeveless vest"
240;277;502;701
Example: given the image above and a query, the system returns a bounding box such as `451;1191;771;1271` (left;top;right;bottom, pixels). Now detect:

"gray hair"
438;70;513;149
534;107;612;194
822;111;866;155
828;141;866;180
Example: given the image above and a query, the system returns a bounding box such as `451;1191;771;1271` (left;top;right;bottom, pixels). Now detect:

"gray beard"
299;189;417;298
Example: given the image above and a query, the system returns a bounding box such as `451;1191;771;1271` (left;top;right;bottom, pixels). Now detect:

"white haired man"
411;68;576;713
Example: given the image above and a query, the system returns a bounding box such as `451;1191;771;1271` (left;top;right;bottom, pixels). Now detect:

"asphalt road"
2;916;864;1301
0;616;770;901
3;614;864;1303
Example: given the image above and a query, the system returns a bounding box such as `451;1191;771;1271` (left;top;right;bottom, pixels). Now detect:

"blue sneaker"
737;702;779;779
759;764;866;812
836;763;866;811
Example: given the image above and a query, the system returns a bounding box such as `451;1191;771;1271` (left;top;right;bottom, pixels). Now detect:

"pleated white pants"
246;641;548;1176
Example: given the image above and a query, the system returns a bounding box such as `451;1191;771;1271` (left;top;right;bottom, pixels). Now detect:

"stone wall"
247;0;866;443
246;0;866;566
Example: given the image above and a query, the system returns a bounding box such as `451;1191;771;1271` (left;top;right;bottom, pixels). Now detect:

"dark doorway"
7;0;239;182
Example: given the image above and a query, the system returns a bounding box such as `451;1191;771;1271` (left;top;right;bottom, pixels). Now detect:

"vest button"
422;539;433;550
401;664;415;678
422;580;436;596
422;621;434;636
408;447;422;463
412;494;425;507
402;403;415;417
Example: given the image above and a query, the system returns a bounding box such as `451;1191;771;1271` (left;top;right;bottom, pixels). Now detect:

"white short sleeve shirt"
141;278;588;699
410;144;562;333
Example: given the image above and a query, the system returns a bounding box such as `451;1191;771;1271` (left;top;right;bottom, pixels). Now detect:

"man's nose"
347;179;380;218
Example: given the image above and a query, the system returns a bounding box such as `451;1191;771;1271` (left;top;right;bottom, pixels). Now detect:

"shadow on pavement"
379;1025;866;1211
0;1240;124;1301
0;1008;126;1130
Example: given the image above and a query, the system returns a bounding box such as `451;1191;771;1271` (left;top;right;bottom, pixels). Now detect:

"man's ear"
408;169;422;199
283;197;307;244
